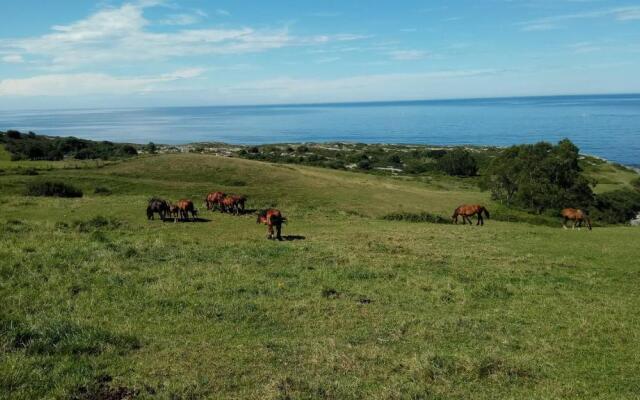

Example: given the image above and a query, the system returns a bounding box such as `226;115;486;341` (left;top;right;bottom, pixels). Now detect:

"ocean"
1;94;639;165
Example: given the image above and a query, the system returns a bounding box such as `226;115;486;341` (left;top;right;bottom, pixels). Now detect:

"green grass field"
2;153;639;399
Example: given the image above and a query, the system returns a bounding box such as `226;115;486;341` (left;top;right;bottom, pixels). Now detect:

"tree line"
0;130;138;161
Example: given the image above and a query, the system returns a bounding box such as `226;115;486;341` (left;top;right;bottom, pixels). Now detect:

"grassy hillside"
2;154;640;399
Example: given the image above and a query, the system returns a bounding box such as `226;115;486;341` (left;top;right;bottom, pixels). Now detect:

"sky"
0;0;639;109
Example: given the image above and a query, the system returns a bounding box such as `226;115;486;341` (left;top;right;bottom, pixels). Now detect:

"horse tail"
482;207;490;219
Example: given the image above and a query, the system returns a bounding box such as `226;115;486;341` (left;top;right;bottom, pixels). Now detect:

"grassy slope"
1;154;639;399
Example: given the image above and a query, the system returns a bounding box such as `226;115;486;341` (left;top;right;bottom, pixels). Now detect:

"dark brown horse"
147;198;170;220
452;204;490;226
168;203;180;219
176;199;197;221
257;209;286;240
561;208;592;230
204;191;226;211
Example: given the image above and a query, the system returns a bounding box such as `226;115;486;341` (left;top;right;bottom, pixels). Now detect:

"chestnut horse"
220;195;247;215
205;191;226;211
561;208;592;230
452;204;490;226
176;199;197;221
257;209;286;240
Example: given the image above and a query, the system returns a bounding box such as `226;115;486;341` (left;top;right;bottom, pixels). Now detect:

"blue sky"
0;0;639;109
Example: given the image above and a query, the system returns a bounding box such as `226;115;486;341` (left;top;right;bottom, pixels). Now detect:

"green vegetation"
481;140;593;212
0;130;138;161
24;180;83;198
1;152;639;399
235;142;493;176
435;148;478;177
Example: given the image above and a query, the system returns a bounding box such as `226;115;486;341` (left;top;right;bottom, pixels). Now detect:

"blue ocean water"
1;94;639;165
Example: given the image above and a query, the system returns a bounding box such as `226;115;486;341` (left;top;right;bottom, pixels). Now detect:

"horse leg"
275;223;282;241
477;214;483;226
267;224;274;240
562;217;568;229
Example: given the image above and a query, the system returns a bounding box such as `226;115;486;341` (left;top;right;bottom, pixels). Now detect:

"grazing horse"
230;195;247;214
561;208;592;230
205;191;226;211
220;196;238;215
168;203;180;219
257;209;286;240
452;204;490;226
176;199;197;221
147;198;170;220
220;195;247;215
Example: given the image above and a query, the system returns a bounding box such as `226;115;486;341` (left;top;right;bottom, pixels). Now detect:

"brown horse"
220;196;239;215
452;204;490;226
220;195;247;215
230;195;247;214
176;199;197;221
257;209;286;240
204;191;225;211
168;203;180;219
561;208;592;230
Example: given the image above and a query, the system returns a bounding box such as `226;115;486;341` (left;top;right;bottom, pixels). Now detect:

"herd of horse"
451;204;591;229
146;192;287;240
147;194;593;239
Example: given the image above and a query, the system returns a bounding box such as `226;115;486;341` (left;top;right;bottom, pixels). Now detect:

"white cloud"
0;68;205;96
521;23;558;32
159;12;205;26
568;42;601;54
2;55;24;63
0;2;365;70
519;6;640;31
224;69;503;100
388;50;429;61
216;9;231;17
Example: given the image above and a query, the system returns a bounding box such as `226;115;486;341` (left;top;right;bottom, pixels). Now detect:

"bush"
72;216;122;232
25;181;83;198
436;149;478;176
94;186;112;195
382;212;450;224
591;189;640;224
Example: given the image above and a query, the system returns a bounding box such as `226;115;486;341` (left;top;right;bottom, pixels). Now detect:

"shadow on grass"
161;217;212;223
279;235;306;241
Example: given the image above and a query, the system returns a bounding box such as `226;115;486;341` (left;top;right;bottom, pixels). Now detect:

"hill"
1;153;640;399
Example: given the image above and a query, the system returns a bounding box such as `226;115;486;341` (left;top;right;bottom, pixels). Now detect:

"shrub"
94;186;112;195
357;159;372;170
25;181;83;198
72;216;123;232
382;212;450;224
591;189;640;224
19;168;39;176
436;148;478;176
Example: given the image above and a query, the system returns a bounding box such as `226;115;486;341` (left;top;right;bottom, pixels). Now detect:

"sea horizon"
1;93;639;166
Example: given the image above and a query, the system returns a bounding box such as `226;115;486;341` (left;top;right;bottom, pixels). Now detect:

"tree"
436;149;478;176
481;139;594;213
145;142;157;154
